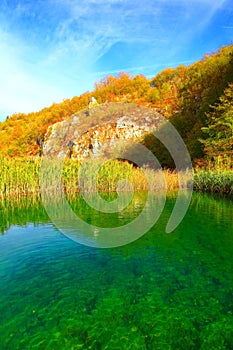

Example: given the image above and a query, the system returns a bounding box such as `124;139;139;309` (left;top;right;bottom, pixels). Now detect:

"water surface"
0;193;232;349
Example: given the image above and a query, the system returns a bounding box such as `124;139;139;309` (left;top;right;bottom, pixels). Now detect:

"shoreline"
0;158;232;198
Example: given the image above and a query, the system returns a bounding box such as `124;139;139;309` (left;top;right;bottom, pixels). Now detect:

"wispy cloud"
44;0;229;65
0;0;231;119
92;60;195;78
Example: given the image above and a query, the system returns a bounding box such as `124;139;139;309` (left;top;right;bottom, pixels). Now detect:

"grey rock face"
42;102;163;159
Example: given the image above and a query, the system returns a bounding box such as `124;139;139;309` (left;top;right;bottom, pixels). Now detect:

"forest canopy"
0;44;233;166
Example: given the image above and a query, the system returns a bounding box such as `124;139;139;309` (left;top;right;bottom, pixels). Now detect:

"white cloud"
48;0;227;63
0;0;231;119
0;29;72;118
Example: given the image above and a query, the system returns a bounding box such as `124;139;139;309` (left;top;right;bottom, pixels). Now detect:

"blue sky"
0;0;232;120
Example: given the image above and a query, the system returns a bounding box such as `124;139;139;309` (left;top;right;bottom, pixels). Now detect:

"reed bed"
1;157;231;198
193;168;233;196
0;157;40;197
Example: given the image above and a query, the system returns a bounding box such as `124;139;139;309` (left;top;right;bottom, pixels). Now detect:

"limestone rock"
42;102;163;160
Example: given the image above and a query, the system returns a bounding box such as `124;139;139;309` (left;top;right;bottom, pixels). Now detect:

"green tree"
201;83;233;165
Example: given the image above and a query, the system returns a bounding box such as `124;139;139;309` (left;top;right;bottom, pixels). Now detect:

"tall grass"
193;168;233;196
1;157;231;198
0;158;40;197
0;157;185;197
193;156;233;196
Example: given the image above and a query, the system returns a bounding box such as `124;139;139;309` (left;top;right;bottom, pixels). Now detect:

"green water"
0;193;232;349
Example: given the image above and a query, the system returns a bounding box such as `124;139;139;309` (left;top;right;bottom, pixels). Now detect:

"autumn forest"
0;44;233;168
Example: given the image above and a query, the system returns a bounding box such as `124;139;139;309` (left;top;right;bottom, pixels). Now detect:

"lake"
0;192;232;349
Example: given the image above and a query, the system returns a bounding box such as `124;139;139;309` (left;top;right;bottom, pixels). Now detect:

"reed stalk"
0;157;232;198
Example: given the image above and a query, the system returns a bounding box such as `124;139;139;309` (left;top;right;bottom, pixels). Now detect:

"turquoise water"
0;193;232;349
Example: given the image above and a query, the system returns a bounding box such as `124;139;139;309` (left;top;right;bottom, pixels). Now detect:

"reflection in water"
0;192;146;233
0;192;232;349
0;196;48;234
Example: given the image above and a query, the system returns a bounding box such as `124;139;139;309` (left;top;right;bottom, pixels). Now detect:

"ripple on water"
0;193;232;349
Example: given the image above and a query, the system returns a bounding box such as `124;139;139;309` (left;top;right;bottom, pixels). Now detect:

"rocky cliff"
42;102;163;160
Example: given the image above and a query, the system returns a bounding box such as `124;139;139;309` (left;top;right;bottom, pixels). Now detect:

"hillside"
0;44;233;166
